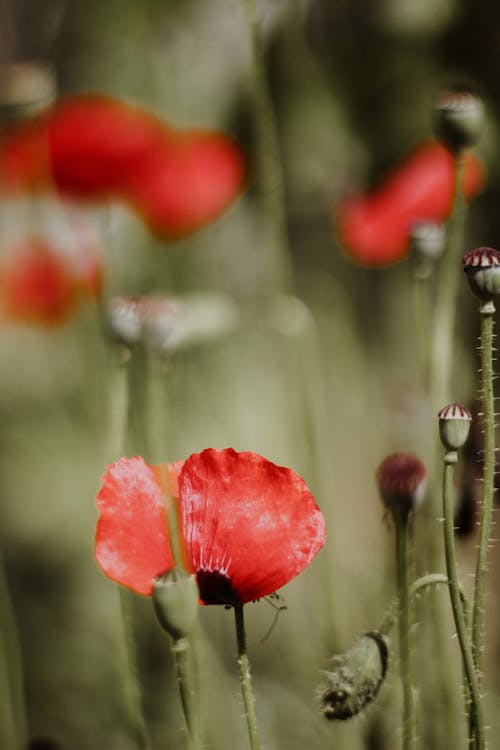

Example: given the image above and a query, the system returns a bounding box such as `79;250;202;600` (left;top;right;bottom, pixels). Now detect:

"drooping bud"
433;88;484;154
153;569;199;640
321;632;389;720
438;403;472;452
377;453;427;522
463;247;500;300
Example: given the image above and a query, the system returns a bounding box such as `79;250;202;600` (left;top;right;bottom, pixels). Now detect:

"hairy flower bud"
438;403;472;452
377;453;427;521
434;88;484;153
321;632;389;720
463;247;500;300
153;570;199;640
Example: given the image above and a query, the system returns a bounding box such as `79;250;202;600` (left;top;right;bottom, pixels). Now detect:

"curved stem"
395;515;415;750
472;303;496;677
239;0;294;293
234;605;262;750
442;454;485;749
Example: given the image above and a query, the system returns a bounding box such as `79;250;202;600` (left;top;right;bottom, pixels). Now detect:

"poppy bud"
107;296;144;348
153;569;199;640
321;632;389;720
377;453;427;522
463;246;500;300
434;88;484;154
438;403;472;452
410;220;445;278
0;60;56;119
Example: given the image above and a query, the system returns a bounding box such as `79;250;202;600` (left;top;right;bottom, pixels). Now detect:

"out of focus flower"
0;235;100;326
0;95;246;238
95;448;326;603
336;142;485;267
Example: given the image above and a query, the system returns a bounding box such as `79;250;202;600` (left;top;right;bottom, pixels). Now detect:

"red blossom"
336;142;485;267
0;95;246;238
94;448;326;604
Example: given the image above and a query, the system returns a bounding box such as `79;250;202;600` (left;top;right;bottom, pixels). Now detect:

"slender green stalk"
442;453;484;749
234;605;262;750
172;637;201;750
0;554;27;750
238;0;293;293
412;265;433;386
395;514;415;750
472;301;496;677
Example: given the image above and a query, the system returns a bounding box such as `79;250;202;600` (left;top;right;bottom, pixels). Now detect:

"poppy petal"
178;448;325;605
95;457;175;595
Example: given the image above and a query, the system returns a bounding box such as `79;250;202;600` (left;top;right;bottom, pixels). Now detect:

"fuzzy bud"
438;403;472;452
0;61;56;119
153;570;199;640
107;296;144;348
463;246;500;300
377;453;427;522
433;88;484;153
321;632;389;720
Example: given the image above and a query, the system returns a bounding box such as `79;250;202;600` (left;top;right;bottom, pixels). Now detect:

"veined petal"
95;457;175;595
178;448;325;605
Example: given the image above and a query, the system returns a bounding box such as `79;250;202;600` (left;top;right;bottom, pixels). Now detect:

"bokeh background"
1;0;500;748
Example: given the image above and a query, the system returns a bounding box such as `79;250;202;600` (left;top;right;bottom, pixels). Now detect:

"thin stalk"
411;263;433;386
172;637;201;750
395;514;415;750
472;301;496;677
239;0;293;293
442;453;484;749
234;605;262;750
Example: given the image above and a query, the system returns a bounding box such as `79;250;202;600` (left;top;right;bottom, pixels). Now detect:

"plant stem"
172;637;201;750
442;452;485;749
234;605;262;750
239;0;293;293
395;513;415;750
472;300;496;677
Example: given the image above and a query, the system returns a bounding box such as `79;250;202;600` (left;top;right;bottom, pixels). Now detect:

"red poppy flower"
0;234;101;326
95;448;326;604
0;95;246;238
336;142;485;267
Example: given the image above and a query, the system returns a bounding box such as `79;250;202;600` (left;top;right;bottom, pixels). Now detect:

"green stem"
0;554;27;750
472;302;496;677
234;605;262;750
395;514;415;750
442;453;485;749
411;263;432;386
172;637;201;750
239;0;293;293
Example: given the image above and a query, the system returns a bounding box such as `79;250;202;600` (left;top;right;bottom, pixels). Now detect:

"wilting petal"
178;448;326;605
0;238;77;325
95;457;176;595
337;142;485;267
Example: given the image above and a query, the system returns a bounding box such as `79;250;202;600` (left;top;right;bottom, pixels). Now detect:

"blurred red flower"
0;235;101;326
336;142;485;267
95;448;326;604
0;95;246;238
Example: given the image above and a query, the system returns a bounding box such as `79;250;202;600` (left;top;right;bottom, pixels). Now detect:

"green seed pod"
153;569;199;640
434;88;484;153
438;403;472;451
463;247;500;299
321;632;389;720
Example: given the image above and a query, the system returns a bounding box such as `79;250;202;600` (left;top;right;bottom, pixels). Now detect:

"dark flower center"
196;570;241;606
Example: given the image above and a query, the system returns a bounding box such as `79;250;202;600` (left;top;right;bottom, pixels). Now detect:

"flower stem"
442;451;485;749
395;513;415;750
234;605;262;750
238;0;293;294
472;300;496;678
172;636;201;750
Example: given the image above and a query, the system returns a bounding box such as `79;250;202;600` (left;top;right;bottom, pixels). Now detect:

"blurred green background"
1;0;500;748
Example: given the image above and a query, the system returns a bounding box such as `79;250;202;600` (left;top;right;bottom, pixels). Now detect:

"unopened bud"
153;570;199;640
0;61;56;119
438;403;472;452
321;632;389;720
434;88;484;153
463;247;500;300
107;296;144;348
377;453;427;522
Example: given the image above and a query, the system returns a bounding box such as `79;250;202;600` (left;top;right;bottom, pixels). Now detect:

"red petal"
178;448;325;604
337;142;485;267
95;457;175;595
0;238;77;326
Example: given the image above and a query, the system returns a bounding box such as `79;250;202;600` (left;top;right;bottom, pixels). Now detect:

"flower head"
376;452;427;521
336;142;484;267
95;448;326;604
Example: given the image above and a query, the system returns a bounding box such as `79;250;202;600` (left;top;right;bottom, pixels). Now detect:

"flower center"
196;570;241;606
